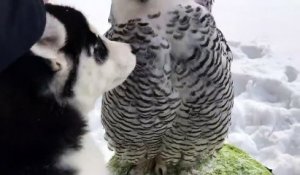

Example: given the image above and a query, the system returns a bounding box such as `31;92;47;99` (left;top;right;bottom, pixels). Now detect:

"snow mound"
240;45;267;59
285;66;298;83
228;41;300;175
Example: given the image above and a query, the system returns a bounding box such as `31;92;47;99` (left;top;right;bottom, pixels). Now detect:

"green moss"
108;156;133;175
196;145;272;175
108;144;272;175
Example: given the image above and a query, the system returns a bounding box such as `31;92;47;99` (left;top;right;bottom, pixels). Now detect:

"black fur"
0;4;108;175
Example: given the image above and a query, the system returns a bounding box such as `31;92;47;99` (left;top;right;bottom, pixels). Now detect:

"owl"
102;0;233;174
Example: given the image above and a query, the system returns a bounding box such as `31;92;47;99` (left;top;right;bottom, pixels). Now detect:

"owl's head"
110;0;196;24
109;0;155;24
109;0;212;24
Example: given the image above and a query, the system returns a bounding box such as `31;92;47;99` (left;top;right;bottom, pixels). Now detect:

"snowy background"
51;0;300;174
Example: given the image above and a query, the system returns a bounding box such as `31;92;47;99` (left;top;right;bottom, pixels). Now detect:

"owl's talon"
154;157;167;175
155;166;167;175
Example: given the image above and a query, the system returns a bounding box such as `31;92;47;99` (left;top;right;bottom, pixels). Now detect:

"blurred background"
51;0;300;174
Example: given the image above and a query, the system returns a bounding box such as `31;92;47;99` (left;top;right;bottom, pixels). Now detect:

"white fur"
58;133;110;175
72;37;136;114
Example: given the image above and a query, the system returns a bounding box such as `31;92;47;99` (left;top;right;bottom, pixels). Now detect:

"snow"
214;1;300;174
50;0;300;174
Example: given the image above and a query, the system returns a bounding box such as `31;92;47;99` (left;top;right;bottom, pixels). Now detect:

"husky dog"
0;4;136;175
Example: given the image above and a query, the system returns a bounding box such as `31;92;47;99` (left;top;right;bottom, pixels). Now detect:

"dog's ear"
31;13;67;72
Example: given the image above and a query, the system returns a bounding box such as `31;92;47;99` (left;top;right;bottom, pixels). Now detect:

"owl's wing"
105;18;172;61
157;5;234;164
165;4;233;69
103;20;179;163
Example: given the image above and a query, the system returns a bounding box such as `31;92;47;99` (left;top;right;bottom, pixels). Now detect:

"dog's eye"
93;37;108;64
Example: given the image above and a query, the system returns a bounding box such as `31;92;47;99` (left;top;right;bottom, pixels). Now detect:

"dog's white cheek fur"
71;52;116;114
72;39;136;114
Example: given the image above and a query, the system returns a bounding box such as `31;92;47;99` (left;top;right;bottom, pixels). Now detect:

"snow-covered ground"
214;1;300;175
51;0;300;174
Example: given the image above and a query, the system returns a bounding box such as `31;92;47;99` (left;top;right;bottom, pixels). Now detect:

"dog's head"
31;4;136;112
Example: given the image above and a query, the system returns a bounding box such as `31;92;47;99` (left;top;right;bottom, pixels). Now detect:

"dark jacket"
0;0;46;72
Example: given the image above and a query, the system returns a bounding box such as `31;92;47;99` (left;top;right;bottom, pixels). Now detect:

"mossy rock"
108;144;272;175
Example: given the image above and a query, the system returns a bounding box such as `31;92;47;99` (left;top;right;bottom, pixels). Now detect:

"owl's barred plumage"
103;1;233;174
